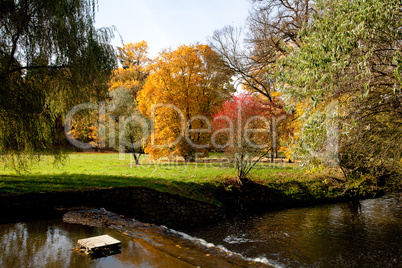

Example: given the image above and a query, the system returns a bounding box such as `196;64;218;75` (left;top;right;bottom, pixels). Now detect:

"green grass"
0;153;305;201
0;152;363;204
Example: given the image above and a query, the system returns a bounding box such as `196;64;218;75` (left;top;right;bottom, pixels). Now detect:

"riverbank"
0;153;394;226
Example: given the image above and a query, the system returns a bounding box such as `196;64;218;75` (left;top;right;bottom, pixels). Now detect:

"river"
0;193;401;267
184;193;402;267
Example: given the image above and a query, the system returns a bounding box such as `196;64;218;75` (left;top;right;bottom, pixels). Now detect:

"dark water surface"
184;193;402;267
0;219;193;268
0;193;401;268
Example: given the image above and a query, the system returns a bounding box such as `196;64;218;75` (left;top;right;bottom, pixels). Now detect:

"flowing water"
184;193;402;267
0;193;401;268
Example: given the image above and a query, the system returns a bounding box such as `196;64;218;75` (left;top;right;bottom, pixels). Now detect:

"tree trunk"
270;118;274;163
132;153;141;165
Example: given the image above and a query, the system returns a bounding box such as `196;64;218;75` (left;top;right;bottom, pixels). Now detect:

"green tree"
108;87;149;165
0;0;116;167
280;0;402;181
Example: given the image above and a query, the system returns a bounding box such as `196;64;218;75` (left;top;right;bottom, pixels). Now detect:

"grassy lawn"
0;152;353;203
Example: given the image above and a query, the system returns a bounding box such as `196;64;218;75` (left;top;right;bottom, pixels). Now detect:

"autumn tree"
210;27;290;161
0;0;116;167
68;42;150;155
68;108;100;151
108;41;150;99
212;93;279;181
138;44;235;161
279;0;402;181
208;1;314;162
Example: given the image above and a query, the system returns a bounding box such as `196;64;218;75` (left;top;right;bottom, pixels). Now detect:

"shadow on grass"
0;173;222;204
0;170;353;209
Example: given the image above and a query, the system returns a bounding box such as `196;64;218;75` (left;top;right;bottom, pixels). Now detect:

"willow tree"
0;0;116;167
280;0;402;182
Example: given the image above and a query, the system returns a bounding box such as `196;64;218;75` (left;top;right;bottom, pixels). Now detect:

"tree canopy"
0;0;116;166
212;93;275;180
108;41;150;99
279;0;402;179
108;87;150;165
138;44;235;161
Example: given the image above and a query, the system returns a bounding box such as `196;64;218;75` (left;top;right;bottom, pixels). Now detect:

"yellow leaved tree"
108;41;150;98
138;44;234;161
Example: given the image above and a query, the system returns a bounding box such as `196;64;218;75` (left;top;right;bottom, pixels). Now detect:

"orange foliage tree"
108;41;150;98
137;44;235;161
67;108;101;151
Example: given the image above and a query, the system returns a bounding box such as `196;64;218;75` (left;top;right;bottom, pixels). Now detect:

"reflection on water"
185;193;402;268
1;194;401;268
0;220;193;268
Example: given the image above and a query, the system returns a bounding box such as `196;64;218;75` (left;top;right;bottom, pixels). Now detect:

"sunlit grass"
0;152;352;203
0;153;299;195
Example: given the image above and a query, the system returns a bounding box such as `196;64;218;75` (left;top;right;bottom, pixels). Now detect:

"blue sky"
95;0;251;57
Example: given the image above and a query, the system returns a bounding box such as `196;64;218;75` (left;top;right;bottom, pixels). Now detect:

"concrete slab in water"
77;235;121;254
